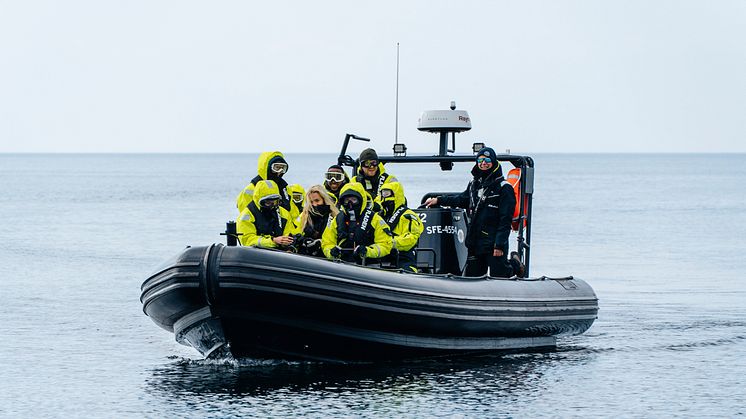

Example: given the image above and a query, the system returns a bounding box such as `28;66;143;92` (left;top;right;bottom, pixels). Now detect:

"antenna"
395;43;400;144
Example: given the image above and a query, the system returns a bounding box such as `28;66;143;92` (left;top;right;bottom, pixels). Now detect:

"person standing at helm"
351;148;398;210
424;147;525;278
296;185;339;257
379;182;424;272
322;183;392;264
323;164;350;204
236;151;292;214
287;183;306;221
237;180;297;248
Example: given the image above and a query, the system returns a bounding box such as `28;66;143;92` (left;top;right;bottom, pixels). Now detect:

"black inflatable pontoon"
141;244;597;361
141;103;599;361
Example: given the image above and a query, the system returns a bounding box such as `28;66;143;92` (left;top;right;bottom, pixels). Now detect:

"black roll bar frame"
337;133;535;277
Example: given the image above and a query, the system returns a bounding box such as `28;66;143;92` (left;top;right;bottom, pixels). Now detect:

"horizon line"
1;151;745;155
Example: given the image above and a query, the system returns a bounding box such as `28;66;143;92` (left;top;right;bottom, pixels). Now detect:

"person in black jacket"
424;147;525;278
296;185;340;256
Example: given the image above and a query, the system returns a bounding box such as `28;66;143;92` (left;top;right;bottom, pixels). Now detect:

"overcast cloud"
1;0;744;153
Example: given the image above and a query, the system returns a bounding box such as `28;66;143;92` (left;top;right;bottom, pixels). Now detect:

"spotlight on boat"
472;142;485;154
440;161;454;171
393;143;407;156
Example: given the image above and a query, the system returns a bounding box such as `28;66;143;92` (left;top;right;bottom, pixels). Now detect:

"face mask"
382;201;395;215
260;205;277;214
345;203;358;217
312;204;330;215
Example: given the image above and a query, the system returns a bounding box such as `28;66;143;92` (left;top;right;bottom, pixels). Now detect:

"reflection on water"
145;348;597;416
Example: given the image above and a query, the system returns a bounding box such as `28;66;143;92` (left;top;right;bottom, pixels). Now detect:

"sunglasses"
270;162;288;174
477;157;492;164
260;197;281;208
361;160;378;168
325;172;345;182
292;193;304;204
380;189;394;198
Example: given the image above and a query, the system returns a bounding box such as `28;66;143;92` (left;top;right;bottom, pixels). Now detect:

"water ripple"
665;335;746;351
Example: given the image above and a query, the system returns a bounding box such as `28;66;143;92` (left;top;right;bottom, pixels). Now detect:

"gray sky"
1;1;744;153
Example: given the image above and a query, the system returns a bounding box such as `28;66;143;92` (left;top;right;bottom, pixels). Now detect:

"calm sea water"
1;153;744;417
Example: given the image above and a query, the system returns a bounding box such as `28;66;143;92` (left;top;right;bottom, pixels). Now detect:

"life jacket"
385;205;408;230
386;205;418;261
248;202;287;238
303;213;331;240
506;167;528;231
335;208;375;249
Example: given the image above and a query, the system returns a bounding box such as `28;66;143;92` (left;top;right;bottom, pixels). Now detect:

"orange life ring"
506;168;527;231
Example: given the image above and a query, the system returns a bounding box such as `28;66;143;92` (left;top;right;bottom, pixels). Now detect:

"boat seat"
415;247;436;272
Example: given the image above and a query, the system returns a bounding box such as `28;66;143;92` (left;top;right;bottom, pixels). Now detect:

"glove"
353;245;367;259
330;246;342;259
305;238;321;249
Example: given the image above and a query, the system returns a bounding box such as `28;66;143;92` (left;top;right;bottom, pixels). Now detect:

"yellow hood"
256;151;285;180
338;182;368;211
287;183;305;205
252;179;281;208
380;181;406;208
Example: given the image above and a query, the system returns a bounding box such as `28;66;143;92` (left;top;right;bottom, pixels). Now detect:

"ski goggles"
361;160;378;168
292;192;304;204
341;195;361;207
476;157;492;164
270;162;288;174
380;189;394;198
325;172;345;182
259;196;281;208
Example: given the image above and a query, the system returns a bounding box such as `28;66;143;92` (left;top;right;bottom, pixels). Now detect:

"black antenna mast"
395;42;400;144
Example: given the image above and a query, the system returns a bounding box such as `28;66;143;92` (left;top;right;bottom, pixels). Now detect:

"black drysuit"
438;164;517;277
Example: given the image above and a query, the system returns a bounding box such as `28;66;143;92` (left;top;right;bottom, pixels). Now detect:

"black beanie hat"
476;146;497;162
358;148;379;162
269;155;287;166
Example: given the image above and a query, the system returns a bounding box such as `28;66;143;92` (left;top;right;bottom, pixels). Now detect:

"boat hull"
141;245;598;361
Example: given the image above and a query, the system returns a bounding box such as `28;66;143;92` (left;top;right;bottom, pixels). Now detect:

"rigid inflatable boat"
141;103;599;361
141;244;597;361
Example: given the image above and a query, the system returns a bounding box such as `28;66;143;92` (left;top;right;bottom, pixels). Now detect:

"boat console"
412;207;468;275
